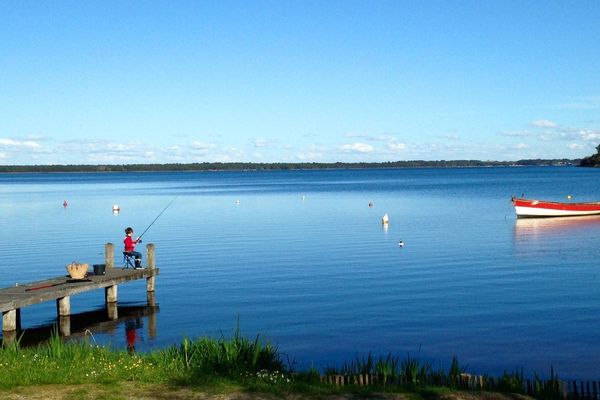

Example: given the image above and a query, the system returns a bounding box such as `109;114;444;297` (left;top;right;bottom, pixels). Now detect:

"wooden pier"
0;243;159;341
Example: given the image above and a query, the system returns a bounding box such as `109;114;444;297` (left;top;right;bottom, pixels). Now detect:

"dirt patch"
0;384;533;400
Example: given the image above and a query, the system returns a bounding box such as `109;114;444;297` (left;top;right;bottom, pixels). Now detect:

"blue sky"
1;1;599;164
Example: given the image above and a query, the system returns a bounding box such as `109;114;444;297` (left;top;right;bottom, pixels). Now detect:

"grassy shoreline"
0;329;567;400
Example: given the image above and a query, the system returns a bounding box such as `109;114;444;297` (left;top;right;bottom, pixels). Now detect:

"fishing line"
138;196;177;240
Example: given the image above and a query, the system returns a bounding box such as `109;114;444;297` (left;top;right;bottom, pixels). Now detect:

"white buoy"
235;200;240;205
382;213;389;224
112;204;120;211
398;240;404;247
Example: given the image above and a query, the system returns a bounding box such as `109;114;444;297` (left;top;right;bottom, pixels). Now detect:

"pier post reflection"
107;302;118;320
147;306;157;339
22;305;158;347
59;316;70;336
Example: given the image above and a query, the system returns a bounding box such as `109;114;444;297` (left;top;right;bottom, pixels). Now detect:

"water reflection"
0;305;159;348
514;215;600;239
125;318;143;355
513;216;600;258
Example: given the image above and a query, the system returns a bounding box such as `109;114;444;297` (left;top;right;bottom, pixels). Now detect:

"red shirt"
124;236;138;252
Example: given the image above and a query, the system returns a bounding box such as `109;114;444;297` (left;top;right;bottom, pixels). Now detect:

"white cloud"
551;97;600;110
340;142;374;153
0;152;6;159
531;119;558;128
513;143;529;150
579;130;600;142
0;138;42;149
441;134;460;140
568;143;584;150
296;151;324;160
343;133;398;143
191;141;215;151
376;135;398;142
388;142;406;151
105;143;137;152
498;131;532;138
253;138;271;148
344;132;363;138
54;139;143;163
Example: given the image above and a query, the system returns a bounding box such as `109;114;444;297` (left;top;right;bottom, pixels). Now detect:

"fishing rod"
137;196;177;240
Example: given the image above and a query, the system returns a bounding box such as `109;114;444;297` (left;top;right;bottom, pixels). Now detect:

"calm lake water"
1;167;600;379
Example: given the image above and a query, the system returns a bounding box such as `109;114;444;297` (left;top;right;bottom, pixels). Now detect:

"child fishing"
124;227;143;269
123;197;177;269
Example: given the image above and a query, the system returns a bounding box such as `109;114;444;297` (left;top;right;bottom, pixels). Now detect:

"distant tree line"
579;145;600;167
0;159;579;173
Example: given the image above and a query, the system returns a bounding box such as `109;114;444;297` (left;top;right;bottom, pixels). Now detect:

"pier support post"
105;285;118;320
56;296;71;336
57;296;70;316
105;243;114;269
146;243;155;294
2;309;18;332
2;330;16;343
147;291;156;307
105;285;118;303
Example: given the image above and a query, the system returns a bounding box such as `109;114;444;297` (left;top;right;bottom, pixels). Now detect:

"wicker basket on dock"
66;262;89;280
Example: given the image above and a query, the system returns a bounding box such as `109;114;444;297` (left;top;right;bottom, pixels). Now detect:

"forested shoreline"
0;159;577;173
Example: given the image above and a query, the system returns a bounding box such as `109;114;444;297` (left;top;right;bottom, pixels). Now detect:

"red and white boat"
512;197;600;218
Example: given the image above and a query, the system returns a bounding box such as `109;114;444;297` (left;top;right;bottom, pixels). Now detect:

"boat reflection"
514;215;600;243
513;216;600;258
514;215;600;239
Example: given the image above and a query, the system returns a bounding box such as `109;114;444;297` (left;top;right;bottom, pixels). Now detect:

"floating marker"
112;204;120;211
398;240;404;247
235;200;240;205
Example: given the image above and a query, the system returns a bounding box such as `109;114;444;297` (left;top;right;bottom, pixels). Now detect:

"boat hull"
512;198;600;218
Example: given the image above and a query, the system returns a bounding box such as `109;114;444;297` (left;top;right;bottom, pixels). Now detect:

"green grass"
0;326;286;390
0;328;568;399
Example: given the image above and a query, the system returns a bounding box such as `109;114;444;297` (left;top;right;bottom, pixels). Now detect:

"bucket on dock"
93;264;106;275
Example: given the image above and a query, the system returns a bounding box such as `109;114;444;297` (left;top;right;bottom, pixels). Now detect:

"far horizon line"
0;158;580;173
0;157;580;167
